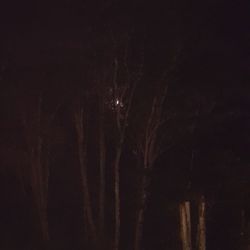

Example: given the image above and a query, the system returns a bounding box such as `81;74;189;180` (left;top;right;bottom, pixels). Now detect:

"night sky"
1;1;250;250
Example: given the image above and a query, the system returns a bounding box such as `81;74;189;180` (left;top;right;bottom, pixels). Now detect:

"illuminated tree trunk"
30;145;49;243
75;108;97;244
110;29;144;249
114;141;123;250
180;201;192;250
112;55;138;250
133;47;182;250
134;77;168;250
38;143;49;244
99;99;106;241
196;196;206;250
24;97;50;245
134;174;148;250
240;208;245;238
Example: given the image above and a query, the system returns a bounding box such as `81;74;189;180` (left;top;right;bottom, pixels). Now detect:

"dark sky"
0;0;249;62
0;0;249;75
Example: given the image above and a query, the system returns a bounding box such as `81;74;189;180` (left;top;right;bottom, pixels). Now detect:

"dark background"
1;0;250;249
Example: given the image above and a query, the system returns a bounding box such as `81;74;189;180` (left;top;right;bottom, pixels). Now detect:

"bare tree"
22;95;50;245
74;104;98;246
76;31;143;250
98;94;106;238
179;196;206;250
112;56;141;250
111;34;144;248
196;195;206;250
180;201;192;250
133;47;183;250
134;79;168;250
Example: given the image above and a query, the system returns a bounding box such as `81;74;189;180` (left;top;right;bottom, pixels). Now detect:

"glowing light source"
115;98;124;108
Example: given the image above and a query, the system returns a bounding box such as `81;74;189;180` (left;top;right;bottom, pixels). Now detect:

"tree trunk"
99;101;106;238
196;196;206;250
75;109;97;245
42;147;50;243
180;201;192;250
78;141;97;243
30;136;50;245
134;174;148;250
114;144;122;250
39;202;49;244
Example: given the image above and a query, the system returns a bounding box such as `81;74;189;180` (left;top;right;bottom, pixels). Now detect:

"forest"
1;0;250;250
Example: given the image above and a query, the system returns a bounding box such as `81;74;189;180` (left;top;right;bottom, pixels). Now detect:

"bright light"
115;98;124;108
